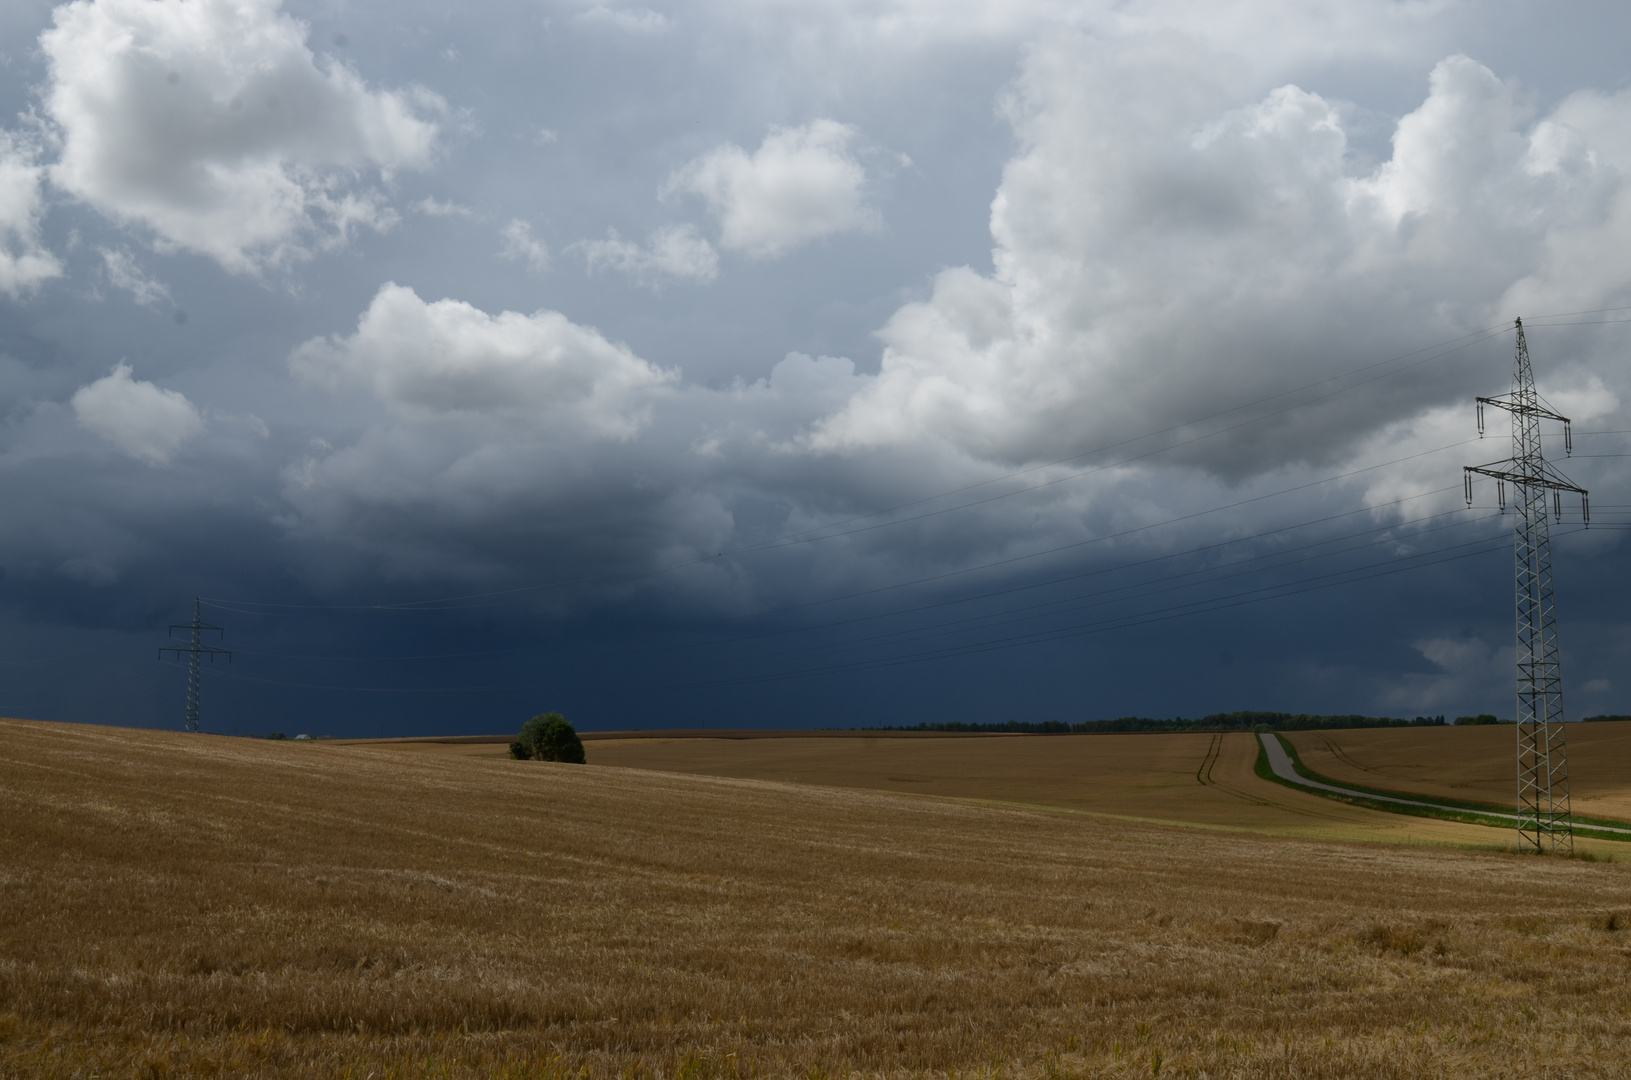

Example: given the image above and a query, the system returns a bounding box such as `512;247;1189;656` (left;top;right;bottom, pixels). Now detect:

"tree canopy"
510;712;586;764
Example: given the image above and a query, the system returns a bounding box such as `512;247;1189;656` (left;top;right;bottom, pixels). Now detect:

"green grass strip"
1255;733;1631;841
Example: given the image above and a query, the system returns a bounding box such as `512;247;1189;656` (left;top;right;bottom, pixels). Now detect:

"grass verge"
1257;732;1631;843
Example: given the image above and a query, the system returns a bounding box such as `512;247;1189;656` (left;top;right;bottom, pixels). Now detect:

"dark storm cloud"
0;0;1628;733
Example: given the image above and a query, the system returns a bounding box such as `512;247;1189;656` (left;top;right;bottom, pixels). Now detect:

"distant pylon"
1464;318;1588;853
159;597;231;734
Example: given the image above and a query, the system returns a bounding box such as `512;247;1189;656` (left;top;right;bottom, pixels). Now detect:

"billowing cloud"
278;280;893;585
9;1;1631;734
41;0;443;273
664;120;878;259
0;133;63;299
809;46;1631;475
281;284;689;581
71;361;204;465
268;46;1631;602
574;224;719;286
289;282;675;438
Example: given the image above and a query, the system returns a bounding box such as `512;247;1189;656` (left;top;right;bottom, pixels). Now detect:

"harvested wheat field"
5;717;1631;1079
1285;723;1631;820
466;728;1617;850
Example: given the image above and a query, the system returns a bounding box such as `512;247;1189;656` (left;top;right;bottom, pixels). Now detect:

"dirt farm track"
5;716;1631;1078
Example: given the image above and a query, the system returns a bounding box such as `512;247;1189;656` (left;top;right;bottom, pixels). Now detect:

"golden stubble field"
5;717;1631;1079
399;726;1628;851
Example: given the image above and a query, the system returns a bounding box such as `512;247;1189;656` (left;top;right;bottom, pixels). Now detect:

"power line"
658;442;1482;646
675;510;1505;676
205;451;1477;674
203;513;1547;698
748;307;1629;554
196;536;1499;696
194;506;1616;700
227;643;541;663
206;486;1475;669
194;429;1608;685
199;319;1532;616
629;529;1533;693
1518;303;1631;321
665;497;1484;664
179;311;1631;704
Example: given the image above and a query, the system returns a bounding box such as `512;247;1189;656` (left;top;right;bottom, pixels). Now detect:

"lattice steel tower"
1464;318;1588;853
159;598;231;733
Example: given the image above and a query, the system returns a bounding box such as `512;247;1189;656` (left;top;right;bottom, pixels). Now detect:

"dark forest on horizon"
859;711;1597;734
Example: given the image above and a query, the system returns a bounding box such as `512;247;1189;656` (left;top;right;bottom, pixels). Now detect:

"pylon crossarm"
159;645;232;661
1464;463;1586;496
1477;394;1571;425
167;622;225;638
1465;462;1520;481
1537;460;1586;495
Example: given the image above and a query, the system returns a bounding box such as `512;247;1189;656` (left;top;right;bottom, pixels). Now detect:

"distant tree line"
862;712;1459;735
1583;715;1631;723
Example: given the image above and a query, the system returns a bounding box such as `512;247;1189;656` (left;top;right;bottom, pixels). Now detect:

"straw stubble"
1;717;1628;1078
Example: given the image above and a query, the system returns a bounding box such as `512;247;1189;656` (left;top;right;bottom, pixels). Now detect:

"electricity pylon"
159;597;231;734
1464;318;1588;853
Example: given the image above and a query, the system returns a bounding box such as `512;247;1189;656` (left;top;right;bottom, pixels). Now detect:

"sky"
1;0;1630;736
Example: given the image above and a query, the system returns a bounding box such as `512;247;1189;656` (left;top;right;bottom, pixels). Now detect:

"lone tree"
510;712;586;764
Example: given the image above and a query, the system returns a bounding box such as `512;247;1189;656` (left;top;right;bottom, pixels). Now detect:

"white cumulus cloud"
574;223;719;286
0;133;63;298
41;0;443;273
281;284;685;579
663;119;878;259
289;282;675;439
808;44;1631;474
71;361;204;465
